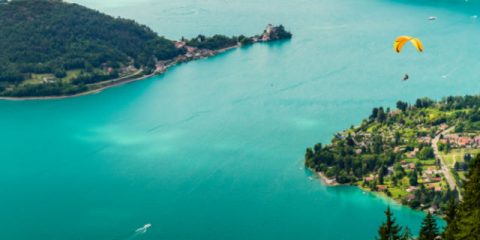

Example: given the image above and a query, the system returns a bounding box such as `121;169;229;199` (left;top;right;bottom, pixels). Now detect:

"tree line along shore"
0;0;292;98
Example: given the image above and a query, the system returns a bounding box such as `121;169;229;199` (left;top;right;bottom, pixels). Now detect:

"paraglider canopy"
394;36;424;53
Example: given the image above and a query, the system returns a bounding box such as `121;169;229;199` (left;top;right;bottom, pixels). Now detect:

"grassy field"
22;70;83;86
22;73;55;85
439;148;480;168
403;158;436;166
63;70;82;83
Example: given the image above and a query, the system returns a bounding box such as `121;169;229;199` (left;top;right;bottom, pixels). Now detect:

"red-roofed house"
377;185;387;191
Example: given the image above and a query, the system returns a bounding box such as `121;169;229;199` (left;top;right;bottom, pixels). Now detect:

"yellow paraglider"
393;36;424;53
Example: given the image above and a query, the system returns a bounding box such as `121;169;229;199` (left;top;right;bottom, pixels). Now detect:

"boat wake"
442;66;461;79
161;6;204;16
118;224;152;240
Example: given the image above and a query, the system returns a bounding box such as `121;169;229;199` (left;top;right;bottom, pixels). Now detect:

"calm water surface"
2;0;480;239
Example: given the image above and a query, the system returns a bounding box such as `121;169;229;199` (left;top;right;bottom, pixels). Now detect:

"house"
175;41;186;49
439;124;449;131
185;46;197;53
435;186;443;192
42;77;55;83
406;148;419;158
377;185;387;191
364;175;375;182
406;194;416;202
439;138;449;144
261;24;274;41
155;63;166;73
393;147;401;153
409;163;416;170
433;177;442;182
458;137;472;147
387;166;394;175
424;177;432;183
407;186;417;193
418;136;432;144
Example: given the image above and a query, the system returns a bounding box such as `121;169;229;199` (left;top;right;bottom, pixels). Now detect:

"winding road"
432;127;463;201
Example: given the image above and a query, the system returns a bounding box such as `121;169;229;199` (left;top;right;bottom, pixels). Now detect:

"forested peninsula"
0;0;292;98
305;95;480;215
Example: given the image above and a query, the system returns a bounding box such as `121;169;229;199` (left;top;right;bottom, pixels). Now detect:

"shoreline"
0;45;241;101
316;170;339;186
313;170;415;210
315;169;445;216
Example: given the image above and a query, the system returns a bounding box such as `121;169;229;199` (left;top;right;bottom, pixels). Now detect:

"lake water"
2;0;480;239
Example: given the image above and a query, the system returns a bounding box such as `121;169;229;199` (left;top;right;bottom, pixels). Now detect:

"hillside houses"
440;134;480;148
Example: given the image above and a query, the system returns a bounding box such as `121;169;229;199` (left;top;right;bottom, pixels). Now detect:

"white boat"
428;16;437;20
136;223;152;233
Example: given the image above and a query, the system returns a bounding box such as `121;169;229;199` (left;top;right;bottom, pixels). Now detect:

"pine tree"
377;207;403;240
409;169;418;186
401;226;414;240
418;212;439;240
451;155;480;239
442;199;458;240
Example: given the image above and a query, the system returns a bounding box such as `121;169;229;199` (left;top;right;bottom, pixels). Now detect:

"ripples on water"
161;6;206;17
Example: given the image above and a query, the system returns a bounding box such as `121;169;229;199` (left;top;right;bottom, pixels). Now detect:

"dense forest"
0;0;183;96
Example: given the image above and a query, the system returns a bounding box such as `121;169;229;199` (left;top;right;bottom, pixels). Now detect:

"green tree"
418;212;439;240
378;165;386;184
417;147;434;160
397;101;408;112
409;170;418;186
401;227;414;240
448;155;480;239
377;207;403;240
304;148;314;167
442;199;457;240
314;143;322;153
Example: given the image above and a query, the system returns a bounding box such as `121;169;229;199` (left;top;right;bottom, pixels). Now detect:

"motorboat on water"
136;223;152;233
428;16;437;20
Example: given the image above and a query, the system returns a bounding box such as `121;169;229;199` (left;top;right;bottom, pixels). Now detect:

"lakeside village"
305;96;480;214
102;24;291;84
153;24;292;74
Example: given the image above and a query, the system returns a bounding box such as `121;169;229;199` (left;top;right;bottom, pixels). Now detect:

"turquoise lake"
2;0;480;239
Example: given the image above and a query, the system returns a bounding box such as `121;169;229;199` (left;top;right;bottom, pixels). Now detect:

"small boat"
428;16;437;20
308;176;314;181
136;223;152;233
